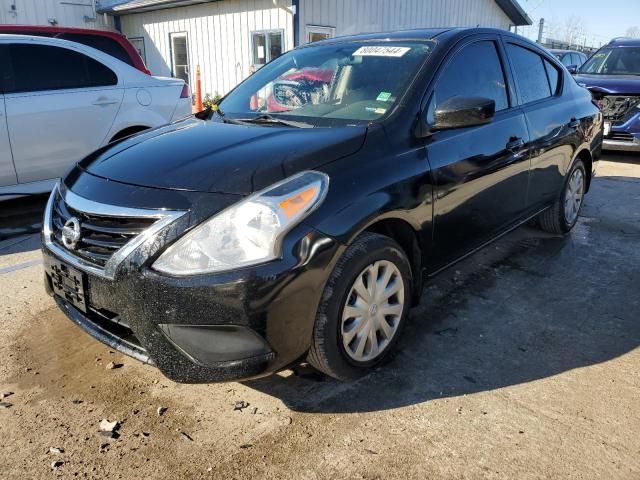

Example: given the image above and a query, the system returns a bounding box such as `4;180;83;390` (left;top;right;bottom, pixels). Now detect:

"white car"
0;34;192;200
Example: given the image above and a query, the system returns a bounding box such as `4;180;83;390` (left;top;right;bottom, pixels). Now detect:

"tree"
561;16;586;47
626;26;640;38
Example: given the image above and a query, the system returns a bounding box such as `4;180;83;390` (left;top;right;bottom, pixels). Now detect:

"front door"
425;39;530;269
170;32;190;85
4;43;123;184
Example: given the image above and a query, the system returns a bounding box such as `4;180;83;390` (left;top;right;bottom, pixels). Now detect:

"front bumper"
42;174;342;383
43;223;341;383
603;137;640;152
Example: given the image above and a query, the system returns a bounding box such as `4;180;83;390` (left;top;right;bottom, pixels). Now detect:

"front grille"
598;95;640;122
609;132;636;142
51;191;157;268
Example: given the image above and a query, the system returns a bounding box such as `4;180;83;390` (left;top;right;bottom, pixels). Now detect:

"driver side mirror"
434;96;495;130
415;96;496;138
567;65;578;74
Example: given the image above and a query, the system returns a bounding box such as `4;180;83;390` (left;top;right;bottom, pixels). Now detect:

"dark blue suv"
574;38;640;152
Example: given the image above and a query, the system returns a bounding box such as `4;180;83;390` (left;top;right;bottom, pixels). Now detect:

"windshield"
579;47;640;75
218;41;435;126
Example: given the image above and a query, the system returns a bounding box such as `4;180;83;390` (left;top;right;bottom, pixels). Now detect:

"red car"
267;68;335;112
0;24;149;74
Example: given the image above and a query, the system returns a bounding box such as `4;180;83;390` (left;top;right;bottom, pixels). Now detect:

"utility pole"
537;18;545;44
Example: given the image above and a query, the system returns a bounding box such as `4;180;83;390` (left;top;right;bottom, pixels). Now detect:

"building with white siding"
0;0;113;29
98;0;530;97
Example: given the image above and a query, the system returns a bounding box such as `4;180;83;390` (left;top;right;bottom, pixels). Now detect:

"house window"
306;25;335;44
252;30;284;66
170;32;190;85
128;36;146;64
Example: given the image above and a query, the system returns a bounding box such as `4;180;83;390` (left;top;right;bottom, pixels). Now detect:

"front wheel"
308;232;412;381
538;159;586;234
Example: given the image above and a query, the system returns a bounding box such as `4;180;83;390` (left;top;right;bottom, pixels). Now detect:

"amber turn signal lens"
279;186;320;219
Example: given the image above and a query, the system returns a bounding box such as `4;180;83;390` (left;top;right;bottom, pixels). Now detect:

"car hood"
80;117;367;195
573;74;640;95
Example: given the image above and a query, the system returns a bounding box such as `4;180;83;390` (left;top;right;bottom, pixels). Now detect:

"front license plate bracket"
49;260;88;313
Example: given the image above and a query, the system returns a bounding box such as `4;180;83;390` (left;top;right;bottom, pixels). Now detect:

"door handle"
506;136;525;152
92;98;119;106
568;118;580;128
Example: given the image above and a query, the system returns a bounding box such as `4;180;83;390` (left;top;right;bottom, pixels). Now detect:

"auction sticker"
353;46;410;57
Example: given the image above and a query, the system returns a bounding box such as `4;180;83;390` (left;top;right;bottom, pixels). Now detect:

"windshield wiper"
234;114;313;128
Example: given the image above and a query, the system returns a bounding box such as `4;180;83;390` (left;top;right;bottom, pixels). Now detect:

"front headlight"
152;171;329;276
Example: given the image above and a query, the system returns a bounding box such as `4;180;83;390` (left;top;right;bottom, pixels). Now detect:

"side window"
86;56;118;87
543;59;560;95
561;54;573;66
507;44;552;104
433;41;509;113
571;53;582;66
7;44;116;93
0;45;10;93
9;44;87;93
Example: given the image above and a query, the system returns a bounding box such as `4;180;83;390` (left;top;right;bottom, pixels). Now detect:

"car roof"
302;27;538;48
549;49;578;54
0;33;131;69
0;24;129;41
607;37;640;47
0;33;179;87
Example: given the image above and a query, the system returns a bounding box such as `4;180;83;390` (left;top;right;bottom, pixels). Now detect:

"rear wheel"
308;232;412;381
538;159;586;234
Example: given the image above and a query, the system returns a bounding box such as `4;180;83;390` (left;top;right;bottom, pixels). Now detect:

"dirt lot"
1;154;639;479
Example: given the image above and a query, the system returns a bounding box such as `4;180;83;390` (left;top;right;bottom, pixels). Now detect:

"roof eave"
495;0;532;26
97;0;218;14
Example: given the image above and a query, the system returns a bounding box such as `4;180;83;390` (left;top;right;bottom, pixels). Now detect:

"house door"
170;32;190;85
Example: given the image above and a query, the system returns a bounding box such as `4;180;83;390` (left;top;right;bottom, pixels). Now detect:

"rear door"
426;37;530;267
4;43;123;184
504;41;575;210
0;94;17;187
0;45;17;187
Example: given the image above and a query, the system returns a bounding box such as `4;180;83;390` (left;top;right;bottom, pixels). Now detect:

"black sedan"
42;28;602;382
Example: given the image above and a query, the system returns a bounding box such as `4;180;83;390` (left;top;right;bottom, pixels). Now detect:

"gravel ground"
0;154;639;479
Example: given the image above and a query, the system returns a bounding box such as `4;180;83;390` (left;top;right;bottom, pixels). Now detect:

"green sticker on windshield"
376;91;392;102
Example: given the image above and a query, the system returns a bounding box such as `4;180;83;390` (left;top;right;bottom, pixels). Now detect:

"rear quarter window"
543;59;561;95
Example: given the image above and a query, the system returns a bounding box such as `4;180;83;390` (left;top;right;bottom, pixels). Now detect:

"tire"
308;232;412;381
538;159;586;234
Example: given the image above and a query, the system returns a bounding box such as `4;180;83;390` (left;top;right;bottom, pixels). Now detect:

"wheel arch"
574;147;593;192
360;216;424;305
109;125;151;143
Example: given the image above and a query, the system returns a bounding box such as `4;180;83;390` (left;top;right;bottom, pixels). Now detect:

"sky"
515;0;640;48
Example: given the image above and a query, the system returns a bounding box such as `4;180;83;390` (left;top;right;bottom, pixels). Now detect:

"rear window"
58;33;134;67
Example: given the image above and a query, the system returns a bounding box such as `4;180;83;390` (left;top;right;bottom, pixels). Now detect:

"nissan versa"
42;28;602;382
